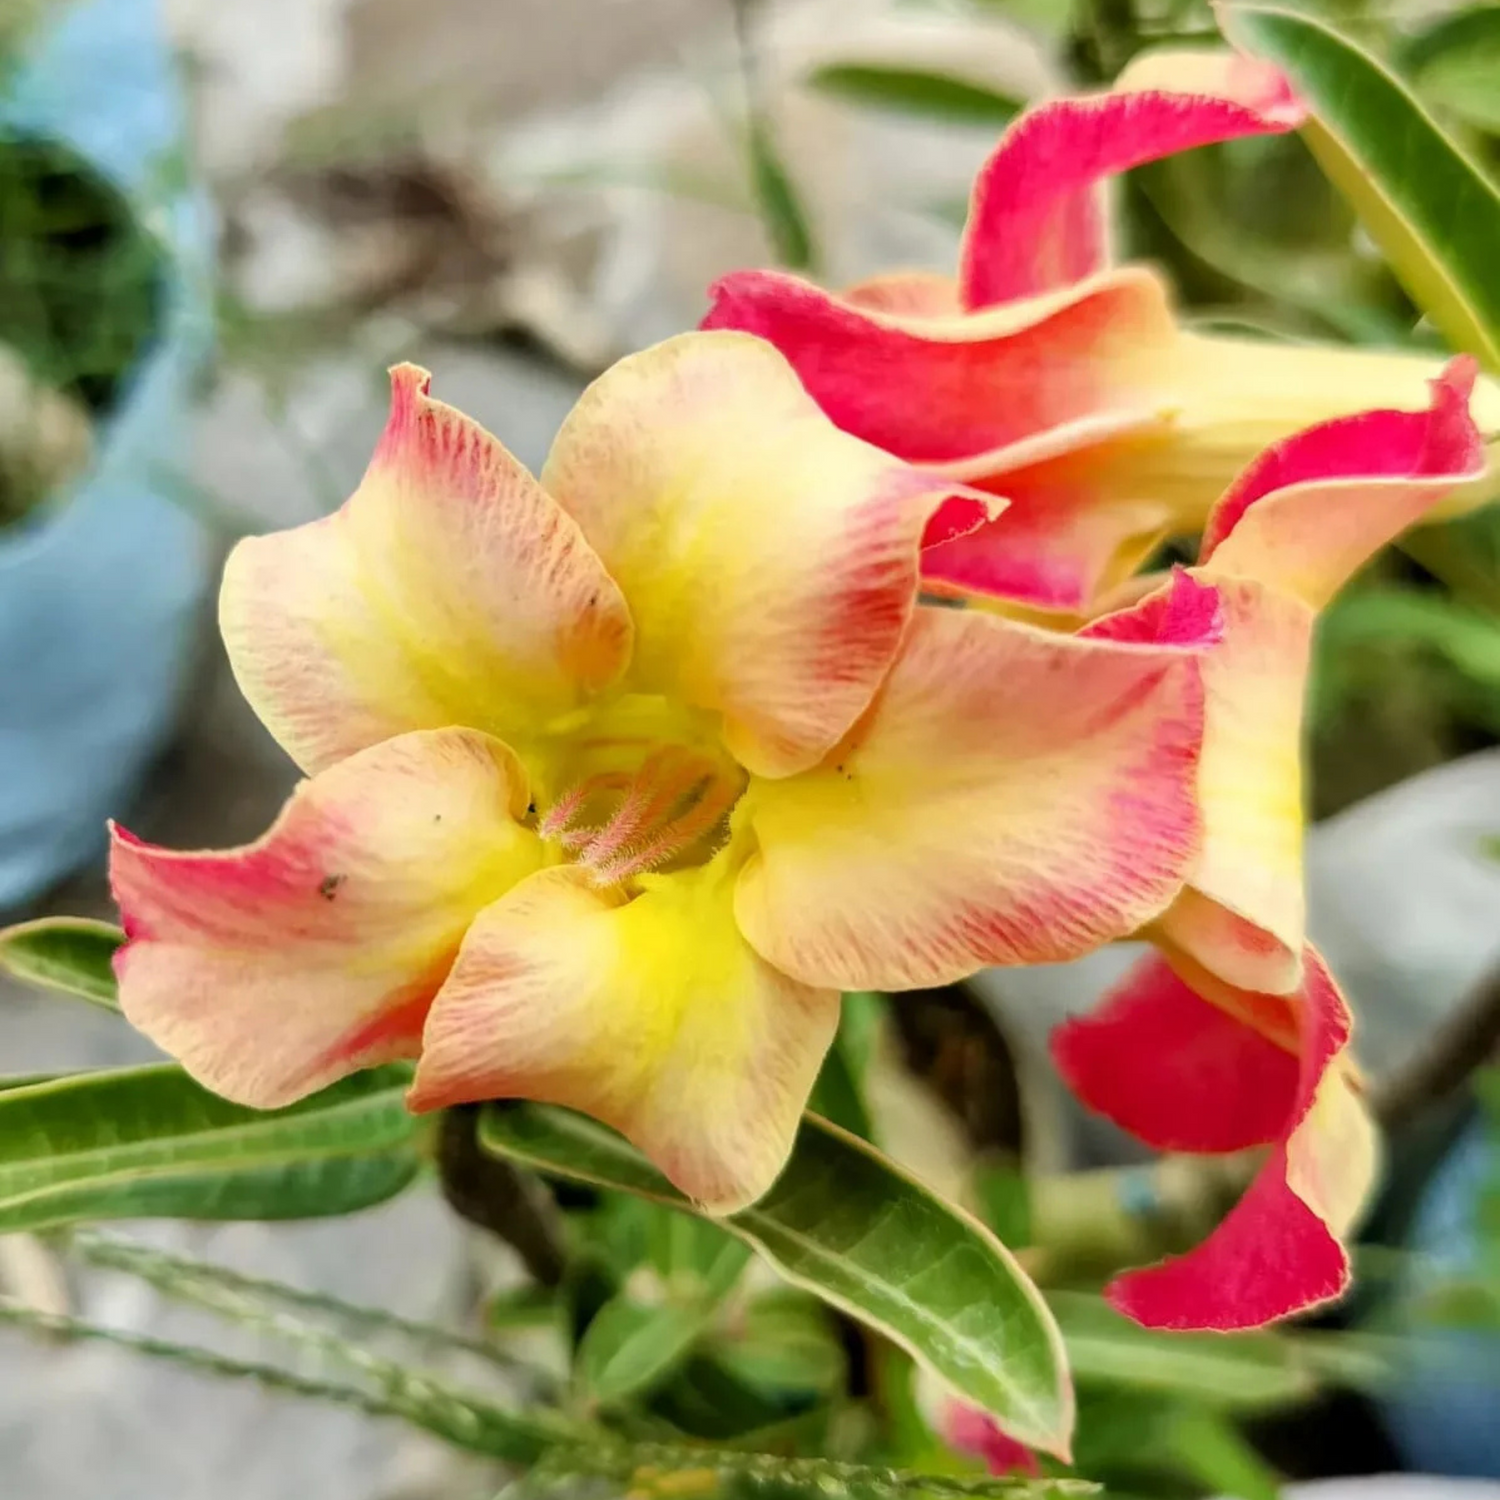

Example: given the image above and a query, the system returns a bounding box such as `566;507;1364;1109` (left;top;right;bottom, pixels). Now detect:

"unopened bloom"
704;51;1500;617
1048;366;1482;1330
111;332;1211;1213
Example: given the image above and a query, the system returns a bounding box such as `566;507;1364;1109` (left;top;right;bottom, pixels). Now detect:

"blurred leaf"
746;120;817;273
0;1302;569;1464
1071;1391;1279;1500
647;1203;750;1288
1225;5;1500;366
1048;1291;1318;1409
1133;143;1411;346
652;1350;793;1440
1316;585;1500;731
0;1064;422;1230
577;1296;713;1405
806;64;1021;125
0;917;122;1010
973;1162;1031;1249
808;998;878;1141
1163;1406;1282;1500
522;1440;1090;1500
487;1284;565;1333
712;1289;847;1400
479;1104;1071;1455
1403;8;1500;134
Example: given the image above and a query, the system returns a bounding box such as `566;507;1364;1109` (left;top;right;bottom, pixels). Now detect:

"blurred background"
2;0;1500;1496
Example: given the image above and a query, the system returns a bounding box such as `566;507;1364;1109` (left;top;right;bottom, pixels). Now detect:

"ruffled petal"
539;331;989;778
702;266;1179;465
921;414;1177;613
1099;948;1375;1330
735;578;1211;990
1157;576;1313;995
1158;364;1485;994
1200;358;1486;607
843;270;964;318
1050;947;1299;1153
111;729;543;1108
221;364;633;774
409;864;840;1214
959;50;1302;307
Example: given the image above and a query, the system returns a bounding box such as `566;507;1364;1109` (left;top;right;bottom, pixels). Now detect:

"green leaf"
808;1030;874;1142
1223;4;1500;367
1158;1406;1282;1500
711;1289;847;1400
1402;8;1500;134
1047;1291;1318;1409
520;1439;1091;1500
0;1064;422;1230
0;918;124;1010
746;119;817;272
577;1295;713;1405
646;1207;752;1300
806;64;1021;125
1071;1391;1279;1500
479;1104;1071;1455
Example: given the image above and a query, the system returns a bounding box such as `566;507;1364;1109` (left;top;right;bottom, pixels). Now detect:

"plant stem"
1374;959;1500;1129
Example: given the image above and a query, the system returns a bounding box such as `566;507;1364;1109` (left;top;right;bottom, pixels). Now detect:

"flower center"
540;744;743;887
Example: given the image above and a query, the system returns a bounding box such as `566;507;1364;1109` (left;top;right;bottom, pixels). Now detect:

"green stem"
69;1230;545;1378
0;1302;571;1462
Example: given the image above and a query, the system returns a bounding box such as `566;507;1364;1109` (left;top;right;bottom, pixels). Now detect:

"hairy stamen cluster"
541;747;740;885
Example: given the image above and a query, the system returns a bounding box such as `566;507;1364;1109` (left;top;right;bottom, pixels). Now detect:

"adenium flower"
109;331;1212;1214
703;50;1500;617
1114;359;1484;996
1049;364;1482;1330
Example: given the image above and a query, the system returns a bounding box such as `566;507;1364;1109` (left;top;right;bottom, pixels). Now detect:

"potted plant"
0;0;213;909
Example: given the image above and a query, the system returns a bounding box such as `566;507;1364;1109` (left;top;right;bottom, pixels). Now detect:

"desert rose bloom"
110;332;1213;1214
1099;359;1484;996
703;50;1500;617
1053;944;1375;1330
1045;366;1481;1330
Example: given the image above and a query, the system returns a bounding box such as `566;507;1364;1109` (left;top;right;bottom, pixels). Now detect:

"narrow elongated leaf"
746;119;817;272
1048;1292;1317;1409
1223;4;1500;366
0;1302;571;1463
0;1064;422;1229
520;1439;1091;1500
0;918;123;1010
577;1295;713;1404
479;1104;1071;1456
807;64;1021;125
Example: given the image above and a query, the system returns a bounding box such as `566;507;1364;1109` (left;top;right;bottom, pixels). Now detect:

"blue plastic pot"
0;0;213;908
1380;1119;1500;1478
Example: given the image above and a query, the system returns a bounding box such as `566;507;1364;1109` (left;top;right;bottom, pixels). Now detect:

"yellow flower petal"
540;331;990;778
221;365;633;774
410;863;840;1214
1156;578;1312;995
735;597;1206;990
111;729;542;1108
